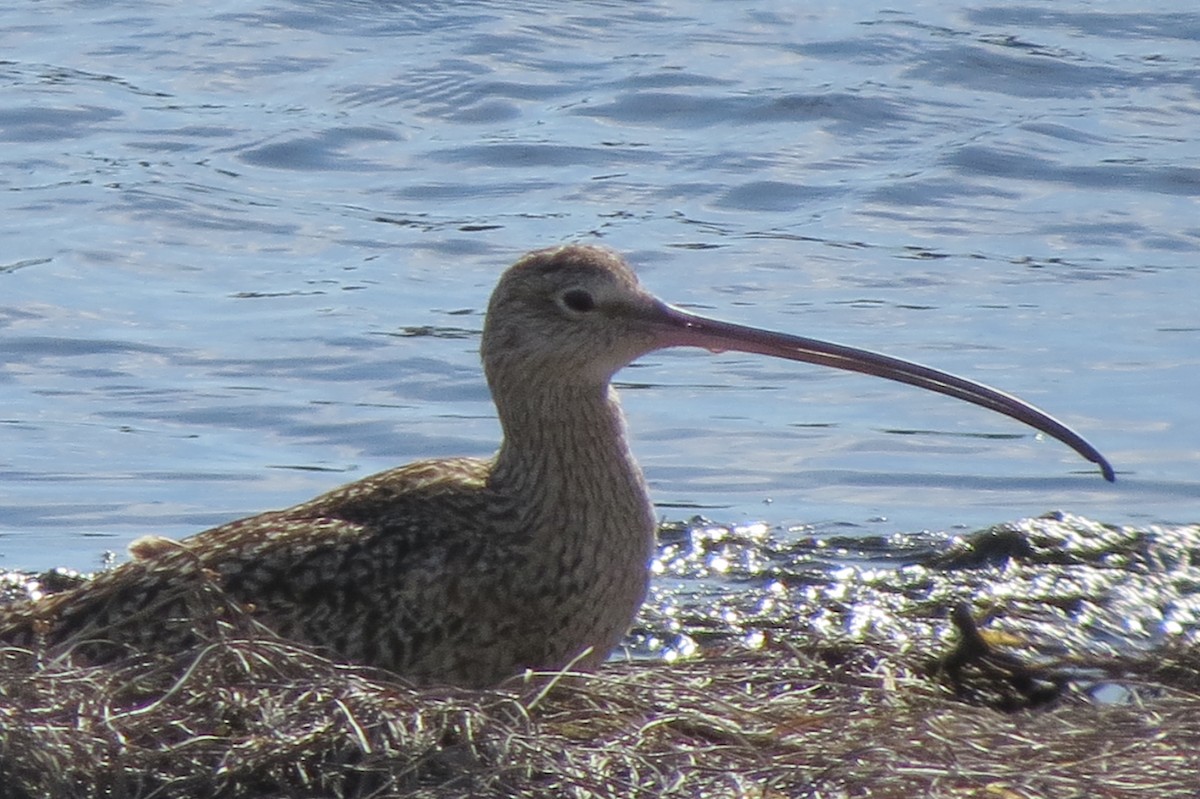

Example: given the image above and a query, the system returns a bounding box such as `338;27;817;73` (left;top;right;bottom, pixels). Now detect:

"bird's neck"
485;379;655;673
489;381;654;546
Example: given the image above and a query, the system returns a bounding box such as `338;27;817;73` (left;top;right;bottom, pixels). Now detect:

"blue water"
1;0;1197;571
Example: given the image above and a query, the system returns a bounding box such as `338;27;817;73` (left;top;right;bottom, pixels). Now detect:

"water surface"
1;0;1198;572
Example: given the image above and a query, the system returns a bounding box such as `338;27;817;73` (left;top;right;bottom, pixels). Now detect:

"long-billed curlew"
0;245;1113;686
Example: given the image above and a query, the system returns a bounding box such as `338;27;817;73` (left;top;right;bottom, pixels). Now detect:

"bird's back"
0;457;555;686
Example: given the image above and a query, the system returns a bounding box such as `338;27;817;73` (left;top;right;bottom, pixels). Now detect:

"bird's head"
479;244;1114;481
482;245;665;389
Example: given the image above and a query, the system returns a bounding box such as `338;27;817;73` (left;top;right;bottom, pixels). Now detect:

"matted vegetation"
3;513;1198;798
2;622;1198;798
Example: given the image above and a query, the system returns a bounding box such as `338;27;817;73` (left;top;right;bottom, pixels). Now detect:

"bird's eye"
560;288;596;313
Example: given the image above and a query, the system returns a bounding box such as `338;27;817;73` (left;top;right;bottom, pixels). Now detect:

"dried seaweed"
3;623;1198;799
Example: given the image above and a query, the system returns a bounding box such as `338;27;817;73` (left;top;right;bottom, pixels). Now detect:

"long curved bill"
647;301;1114;482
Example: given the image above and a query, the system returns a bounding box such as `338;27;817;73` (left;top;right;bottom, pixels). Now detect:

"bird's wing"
0;457;499;668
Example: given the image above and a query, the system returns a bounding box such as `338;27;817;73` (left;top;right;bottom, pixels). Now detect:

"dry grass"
5;513;1199;797
3;624;1198;799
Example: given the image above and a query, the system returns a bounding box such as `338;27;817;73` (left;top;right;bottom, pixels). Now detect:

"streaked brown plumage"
0;245;1113;686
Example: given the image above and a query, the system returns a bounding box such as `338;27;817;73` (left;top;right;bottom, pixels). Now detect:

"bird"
0;245;1114;687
